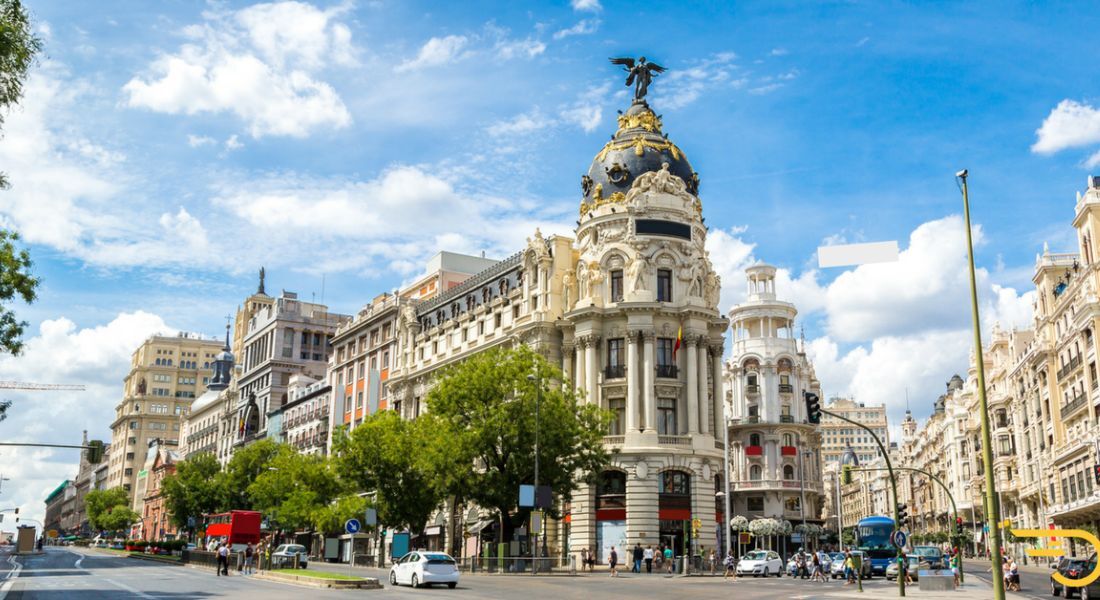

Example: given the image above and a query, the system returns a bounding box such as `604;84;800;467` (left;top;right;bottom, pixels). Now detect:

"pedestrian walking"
663;545;674;573
708;548;717;575
723;552;737;580
843;551;854;585
811;551;827;582
644;545;654;573
244;542;254;575
609;547;619;577
216;542;230;576
581;548;589;572
950;551;960;588
632;543;643;573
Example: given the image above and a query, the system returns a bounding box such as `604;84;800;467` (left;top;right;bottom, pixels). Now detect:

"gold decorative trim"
579;191;629;216
616;110;663;133
595;136;686;163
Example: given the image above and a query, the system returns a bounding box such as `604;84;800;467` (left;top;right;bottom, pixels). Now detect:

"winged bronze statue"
610;56;666;101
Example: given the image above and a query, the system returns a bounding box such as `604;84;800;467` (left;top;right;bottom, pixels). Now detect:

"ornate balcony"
656;365;678;379
745;445;763;456
658;435;692;447
780;415;795;423
1061;393;1089;419
745;384;760;395
778;384;794;394
604;365;626;379
781;445;798;456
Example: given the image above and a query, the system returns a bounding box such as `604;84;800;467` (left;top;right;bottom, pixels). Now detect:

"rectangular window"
301;331;309;345
512;305;520;320
657;398;677;435
495;313;502;329
746;496;764;512
657;269;672;302
610;269;624;302
656;338;673;366
607;338;624;367
608;398;625;435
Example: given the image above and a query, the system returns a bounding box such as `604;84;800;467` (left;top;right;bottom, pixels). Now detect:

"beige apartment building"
820;397;890;467
107;333;223;507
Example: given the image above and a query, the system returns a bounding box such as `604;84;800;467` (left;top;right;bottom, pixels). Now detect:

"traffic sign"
47;529;58;538
364;508;377;527
892;529;907;548
345;518;361;534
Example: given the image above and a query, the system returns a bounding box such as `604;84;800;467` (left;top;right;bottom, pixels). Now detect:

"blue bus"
855;516;896;577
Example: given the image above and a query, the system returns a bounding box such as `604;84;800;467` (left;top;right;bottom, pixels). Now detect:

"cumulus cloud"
651;52;739;110
395;35;469;72
553;19;600;40
187;134;216;147
1032;100;1100;154
123;1;355;138
0;311;177;524
571;0;601;11
494;37;546;60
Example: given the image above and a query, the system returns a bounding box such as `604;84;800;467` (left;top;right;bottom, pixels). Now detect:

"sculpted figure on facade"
588;264;605;302
562;269;575;310
626;162;691;206
629;253;649;292
705;271;721;307
576;261;590;300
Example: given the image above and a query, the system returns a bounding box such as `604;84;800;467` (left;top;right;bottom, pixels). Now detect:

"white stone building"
724;265;825;536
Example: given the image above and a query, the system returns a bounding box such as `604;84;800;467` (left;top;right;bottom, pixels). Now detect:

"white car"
389;552;459;589
271;544;308;568
736;550;783;577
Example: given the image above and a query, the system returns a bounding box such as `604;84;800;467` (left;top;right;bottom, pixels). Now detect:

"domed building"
724;265;826;543
562;96;727;562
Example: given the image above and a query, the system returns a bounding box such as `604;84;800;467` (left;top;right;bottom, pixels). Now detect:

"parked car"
911;545;947;568
829;551;872;579
886;556;933;581
271;544;308;569
389;551;459;589
736;550;783;577
1051;556;1090;598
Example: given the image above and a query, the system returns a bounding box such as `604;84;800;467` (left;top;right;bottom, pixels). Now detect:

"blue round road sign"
345;518;361;534
892;529;907;548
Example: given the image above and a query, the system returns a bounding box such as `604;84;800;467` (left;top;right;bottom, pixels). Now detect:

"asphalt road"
962;558;1056;600
0;546;992;599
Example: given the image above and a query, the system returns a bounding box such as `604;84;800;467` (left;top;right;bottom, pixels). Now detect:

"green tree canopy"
424;345;610;539
85;487;139;534
160;453;226;529
221;438;283;509
332;411;443;535
247;444;344;533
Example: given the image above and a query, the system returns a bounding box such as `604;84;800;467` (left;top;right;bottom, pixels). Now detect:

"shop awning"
467;520;493;535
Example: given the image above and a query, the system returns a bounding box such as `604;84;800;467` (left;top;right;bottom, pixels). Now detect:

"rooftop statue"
609;56;666;101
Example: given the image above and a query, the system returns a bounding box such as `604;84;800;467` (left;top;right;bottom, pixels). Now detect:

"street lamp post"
527;365;542;575
957;169;1005;600
799;449;809;549
722;390;732;559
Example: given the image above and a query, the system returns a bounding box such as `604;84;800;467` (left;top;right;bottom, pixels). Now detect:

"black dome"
582;100;696;204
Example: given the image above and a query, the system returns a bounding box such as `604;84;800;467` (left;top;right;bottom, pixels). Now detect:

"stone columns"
562;342;574;389
712;344;724;436
697;339;709;435
626;330;640;432
575;339;587;400
686;335;699;434
586;335;600;408
643;332;656;432
625;461;658;547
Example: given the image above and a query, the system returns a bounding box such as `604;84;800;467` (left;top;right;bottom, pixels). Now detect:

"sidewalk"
822;579;992;599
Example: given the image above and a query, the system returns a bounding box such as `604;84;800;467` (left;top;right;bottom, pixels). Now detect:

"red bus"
205;511;261;550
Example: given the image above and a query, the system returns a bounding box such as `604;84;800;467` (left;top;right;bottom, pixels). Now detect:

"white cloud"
123;1;355;138
1032;100;1100;154
748;83;783;95
494;37;546;60
394;35;469;72
769;48;788;56
1085;149;1100;169
553;19;600;40
224;134;244;151
559;82;609;133
651;52;738;110
488;109;552;137
187;134;217;147
571;0;602;11
0;311;177;524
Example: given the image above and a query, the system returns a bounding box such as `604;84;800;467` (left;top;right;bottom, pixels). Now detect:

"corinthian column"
575;339;587;400
643;331;656;432
686;334;699;434
586;335;600;407
626;330;639;432
698;339;709;435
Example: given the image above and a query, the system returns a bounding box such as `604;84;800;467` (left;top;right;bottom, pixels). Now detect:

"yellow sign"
46;529;58;538
691;517;701;536
1011;528;1100;588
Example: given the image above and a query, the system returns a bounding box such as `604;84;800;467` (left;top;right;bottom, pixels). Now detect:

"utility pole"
527;364;542;574
957;169;1005;600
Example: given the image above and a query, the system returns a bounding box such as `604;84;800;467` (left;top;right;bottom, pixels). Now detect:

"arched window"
483;288;492;303
777;358;793;371
782;433;794;446
783;465;795;480
749;433;762;447
749;465;762;480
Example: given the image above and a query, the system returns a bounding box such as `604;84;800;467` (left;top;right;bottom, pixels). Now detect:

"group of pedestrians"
211;539;257;577
579;544;677;576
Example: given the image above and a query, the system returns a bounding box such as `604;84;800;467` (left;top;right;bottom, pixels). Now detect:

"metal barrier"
456;556;574;574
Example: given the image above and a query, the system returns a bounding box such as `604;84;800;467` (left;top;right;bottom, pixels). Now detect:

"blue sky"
1;0;1099;520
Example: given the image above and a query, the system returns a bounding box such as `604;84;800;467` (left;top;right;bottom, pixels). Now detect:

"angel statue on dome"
609;56;666;101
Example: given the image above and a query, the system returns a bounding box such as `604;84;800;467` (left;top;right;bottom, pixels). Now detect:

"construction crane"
0;381;85;391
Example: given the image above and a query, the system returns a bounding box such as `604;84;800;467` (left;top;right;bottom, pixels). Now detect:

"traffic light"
86;440;105;464
841;465;852;485
955;517;964;535
804;391;821;424
896;503;908;528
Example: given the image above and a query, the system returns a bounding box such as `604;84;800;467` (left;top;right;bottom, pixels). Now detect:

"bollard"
570;554;576;576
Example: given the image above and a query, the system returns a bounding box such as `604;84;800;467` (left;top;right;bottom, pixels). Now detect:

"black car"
1052;556;1091;598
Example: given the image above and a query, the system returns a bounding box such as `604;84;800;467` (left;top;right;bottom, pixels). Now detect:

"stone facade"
724;265;825;538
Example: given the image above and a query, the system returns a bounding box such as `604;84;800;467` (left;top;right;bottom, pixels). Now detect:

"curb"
125;554;184;566
254;571;382;590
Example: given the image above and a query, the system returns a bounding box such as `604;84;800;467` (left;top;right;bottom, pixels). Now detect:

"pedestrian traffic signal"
804;391;821;424
896;503;908;528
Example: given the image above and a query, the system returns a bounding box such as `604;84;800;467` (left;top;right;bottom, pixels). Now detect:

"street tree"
332;411;442;535
221;438;283;509
247;445;343;534
0;1;44;356
160;453;226;531
84;488;140;535
424;345;611;540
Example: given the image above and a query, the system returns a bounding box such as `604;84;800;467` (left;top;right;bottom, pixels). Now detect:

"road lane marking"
0;553;23;600
103;577;158;599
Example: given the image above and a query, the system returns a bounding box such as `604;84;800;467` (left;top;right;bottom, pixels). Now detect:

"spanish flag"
673;324;683;358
